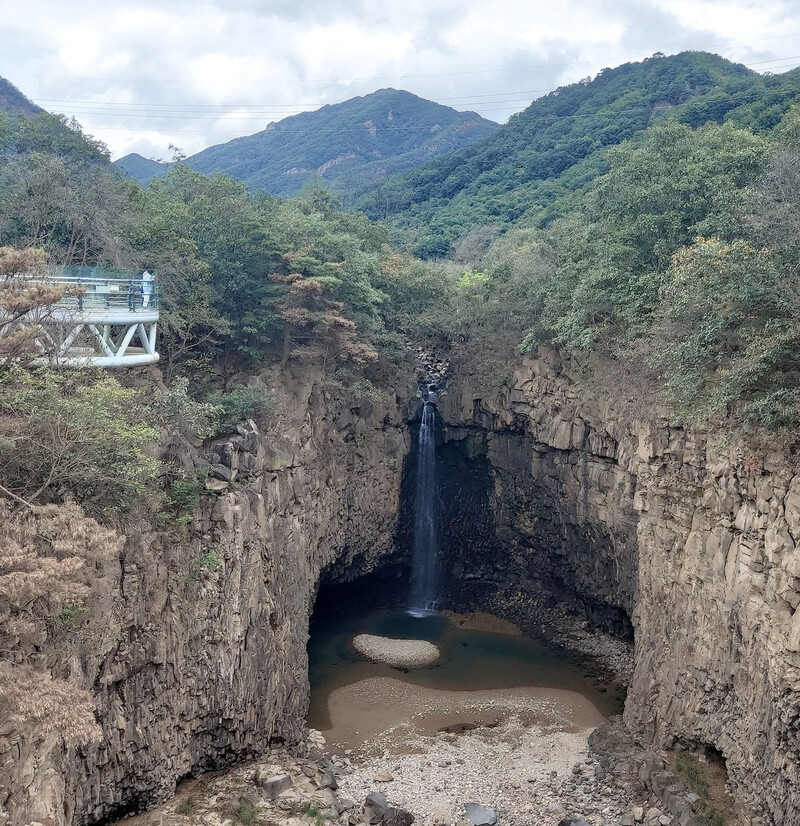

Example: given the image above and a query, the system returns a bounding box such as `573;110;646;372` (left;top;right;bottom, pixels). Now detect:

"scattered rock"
297;778;317;794
307;728;327;749
464;802;498;826
258;773;292;800
374;770;394;782
319;768;339;789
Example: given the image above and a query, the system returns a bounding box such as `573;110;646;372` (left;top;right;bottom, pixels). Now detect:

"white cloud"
1;0;799;159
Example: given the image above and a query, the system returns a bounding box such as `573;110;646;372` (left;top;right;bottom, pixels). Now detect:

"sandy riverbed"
332;679;613;825
352;633;441;667
323;675;606;750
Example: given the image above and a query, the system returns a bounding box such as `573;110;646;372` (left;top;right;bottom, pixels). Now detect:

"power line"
24;52;800;124
12;32;800;88
85;97;761;138
12;40;800;145
43;68;800;130
45;100;539;119
34;88;555;108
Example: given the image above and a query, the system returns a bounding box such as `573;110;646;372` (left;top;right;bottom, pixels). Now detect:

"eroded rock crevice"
431;423;636;638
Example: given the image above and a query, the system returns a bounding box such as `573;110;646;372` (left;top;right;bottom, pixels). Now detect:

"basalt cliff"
436;349;799;825
2;351;799;826
0;370;411;826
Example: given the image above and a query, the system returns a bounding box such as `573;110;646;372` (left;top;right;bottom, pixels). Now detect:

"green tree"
0;367;160;509
520;121;768;352
129;170;227;378
651;237;800;430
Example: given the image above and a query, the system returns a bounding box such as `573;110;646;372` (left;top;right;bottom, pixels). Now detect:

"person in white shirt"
141;266;155;308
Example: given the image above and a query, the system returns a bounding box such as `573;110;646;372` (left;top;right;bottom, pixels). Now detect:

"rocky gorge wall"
0;369;410;826
436;348;800;826
4;346;799;826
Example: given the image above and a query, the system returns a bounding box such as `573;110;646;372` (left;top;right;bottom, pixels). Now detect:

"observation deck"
1;265;160;367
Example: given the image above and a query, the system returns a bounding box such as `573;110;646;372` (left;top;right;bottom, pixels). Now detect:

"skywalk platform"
0;266;160;367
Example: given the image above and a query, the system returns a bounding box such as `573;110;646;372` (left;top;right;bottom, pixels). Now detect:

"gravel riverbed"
111;618;703;826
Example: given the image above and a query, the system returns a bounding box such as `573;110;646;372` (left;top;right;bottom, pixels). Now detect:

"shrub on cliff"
206;385;275;435
0;246;65;367
0;366;159;510
0;500;123;747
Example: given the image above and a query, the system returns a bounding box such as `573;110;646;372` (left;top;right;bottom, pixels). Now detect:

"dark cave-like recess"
319;404;633;640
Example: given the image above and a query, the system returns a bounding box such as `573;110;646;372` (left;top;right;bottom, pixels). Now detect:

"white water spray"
409;401;438;615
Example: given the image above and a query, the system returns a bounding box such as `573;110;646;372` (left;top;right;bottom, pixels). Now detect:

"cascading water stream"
409;401;438;615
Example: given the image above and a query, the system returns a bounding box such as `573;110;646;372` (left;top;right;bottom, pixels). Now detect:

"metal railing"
47;266;158;312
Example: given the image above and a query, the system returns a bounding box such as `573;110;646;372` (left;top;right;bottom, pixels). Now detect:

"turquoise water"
307;608;624;731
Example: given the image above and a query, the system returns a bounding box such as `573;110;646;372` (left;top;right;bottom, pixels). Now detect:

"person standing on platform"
141;266;155;308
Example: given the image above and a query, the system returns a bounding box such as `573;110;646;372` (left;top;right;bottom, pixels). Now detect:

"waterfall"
409;401;438;615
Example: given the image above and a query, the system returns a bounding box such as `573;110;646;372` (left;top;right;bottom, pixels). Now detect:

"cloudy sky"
2;0;800;160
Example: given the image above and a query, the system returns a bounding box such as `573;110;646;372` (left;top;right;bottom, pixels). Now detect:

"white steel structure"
0;266;160;367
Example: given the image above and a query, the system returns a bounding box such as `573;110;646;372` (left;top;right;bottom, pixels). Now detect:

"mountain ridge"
358;51;800;256
114;152;169;186
136;88;499;199
0;76;44;117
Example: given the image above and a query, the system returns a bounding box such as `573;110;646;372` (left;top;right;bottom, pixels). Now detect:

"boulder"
638;754;665;785
364;791;389;824
258;773;292;800
643;808;663;826
465;803;498;826
204;477;229;492
209;462;232;481
384;807;415;826
314;788;343;814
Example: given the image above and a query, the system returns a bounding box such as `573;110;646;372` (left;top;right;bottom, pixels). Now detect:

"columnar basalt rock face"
438;349;800;826
435;359;638;633
5;350;799;826
1;372;410;826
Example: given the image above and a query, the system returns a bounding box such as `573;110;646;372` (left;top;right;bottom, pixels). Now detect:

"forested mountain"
362;52;800;257
115;152;169;186
179;88;498;202
1;54;799;438
0;76;44;117
0;74;110;164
